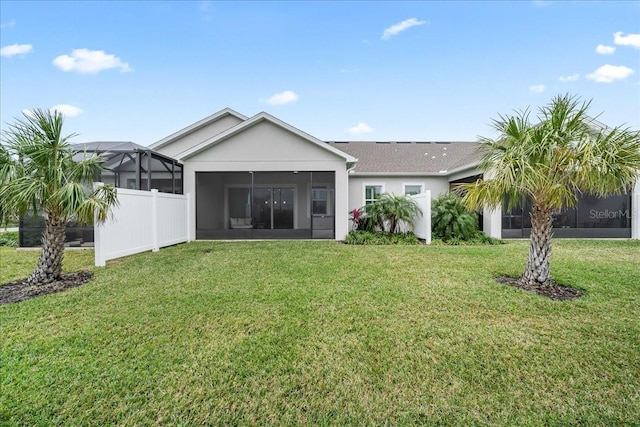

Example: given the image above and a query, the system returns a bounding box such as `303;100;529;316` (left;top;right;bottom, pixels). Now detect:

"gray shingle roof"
327;141;484;174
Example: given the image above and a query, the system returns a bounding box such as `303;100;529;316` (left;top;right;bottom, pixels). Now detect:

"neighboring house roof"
326;141;483;175
176;112;358;163
149;108;248;151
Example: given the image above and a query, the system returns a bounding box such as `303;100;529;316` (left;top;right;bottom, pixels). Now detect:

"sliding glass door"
251;187;294;229
273;188;294;229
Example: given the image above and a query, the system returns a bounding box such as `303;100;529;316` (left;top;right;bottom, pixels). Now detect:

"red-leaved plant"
349;208;363;229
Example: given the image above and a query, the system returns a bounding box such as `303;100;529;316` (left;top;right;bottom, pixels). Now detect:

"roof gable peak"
149;108;248;150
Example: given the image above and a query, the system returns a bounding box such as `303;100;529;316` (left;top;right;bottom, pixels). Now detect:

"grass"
0;245;93;283
1;240;639;425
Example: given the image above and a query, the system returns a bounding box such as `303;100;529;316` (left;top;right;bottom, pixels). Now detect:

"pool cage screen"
19;142;183;247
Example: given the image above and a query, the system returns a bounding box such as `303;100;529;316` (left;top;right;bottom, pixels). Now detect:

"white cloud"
559;74;580;82
347;122;373;135
595;44;616;55
586;64;635;83
52;48;132;73
529;84;545;94
1;20;16;29
613;32;640;49
0;43;32;57
50;104;83;117
381;18;427;40
265;90;298;105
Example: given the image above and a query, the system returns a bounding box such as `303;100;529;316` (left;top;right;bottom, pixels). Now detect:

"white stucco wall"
181;120;351;240
347;175;450;211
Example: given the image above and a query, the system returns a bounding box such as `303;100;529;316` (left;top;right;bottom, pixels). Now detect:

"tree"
458;94;640;286
364;193;422;233
431;192;478;241
0;109;118;284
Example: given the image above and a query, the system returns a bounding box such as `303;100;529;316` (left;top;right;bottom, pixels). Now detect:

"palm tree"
0;109;118;284
458;94;640;286
431;192;478;241
365;193;422;233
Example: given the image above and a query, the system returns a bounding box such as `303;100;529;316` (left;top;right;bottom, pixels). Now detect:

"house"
148;108;491;241
149;108;638;240
16;107;640;246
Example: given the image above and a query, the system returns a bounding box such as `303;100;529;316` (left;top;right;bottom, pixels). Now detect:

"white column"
184;163;197;241
334;167;350;240
483;205;502;239
424;190;432;244
632;178;640;240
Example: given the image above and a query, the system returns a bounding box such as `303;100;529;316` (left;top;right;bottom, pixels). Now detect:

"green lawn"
1;240;639;425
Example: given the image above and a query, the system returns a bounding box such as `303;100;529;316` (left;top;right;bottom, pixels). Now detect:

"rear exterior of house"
16;107;640;246
150;109;356;241
150;108;637;241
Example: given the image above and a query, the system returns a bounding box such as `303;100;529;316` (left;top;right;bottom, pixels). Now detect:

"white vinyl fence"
411;191;432;244
94;188;191;266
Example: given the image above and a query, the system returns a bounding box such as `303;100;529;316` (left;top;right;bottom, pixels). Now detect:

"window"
312;188;332;216
364;185;383;205
403;184;423;196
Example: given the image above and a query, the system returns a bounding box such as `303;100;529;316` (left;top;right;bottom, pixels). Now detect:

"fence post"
425;190;431;244
151;189;159;252
93;182;106;267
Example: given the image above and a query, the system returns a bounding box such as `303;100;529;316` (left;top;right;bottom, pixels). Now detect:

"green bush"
432;193;479;241
356;193;422;233
344;230;421;245
0;231;18;247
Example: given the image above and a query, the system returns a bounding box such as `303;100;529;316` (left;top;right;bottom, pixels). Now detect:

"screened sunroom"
195;171;336;240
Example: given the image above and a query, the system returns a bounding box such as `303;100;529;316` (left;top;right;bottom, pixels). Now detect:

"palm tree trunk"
522;204;553;286
28;215;66;285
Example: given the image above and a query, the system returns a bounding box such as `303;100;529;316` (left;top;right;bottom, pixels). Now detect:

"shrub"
356;193;422;233
0;231;18;247
344;230;421;245
432;193;479;241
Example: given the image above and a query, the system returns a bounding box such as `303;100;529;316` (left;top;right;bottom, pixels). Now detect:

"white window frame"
403;183;424;196
311;187;333;217
362;182;385;206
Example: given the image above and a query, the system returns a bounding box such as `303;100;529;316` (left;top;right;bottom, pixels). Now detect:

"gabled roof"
327;141;483;175
176;112;358;163
149;108;248;151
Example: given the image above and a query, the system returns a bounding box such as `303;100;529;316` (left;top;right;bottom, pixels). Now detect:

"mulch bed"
495;276;583;300
0;271;93;305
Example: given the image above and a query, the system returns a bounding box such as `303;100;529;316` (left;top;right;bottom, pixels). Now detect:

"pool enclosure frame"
19;142;184;247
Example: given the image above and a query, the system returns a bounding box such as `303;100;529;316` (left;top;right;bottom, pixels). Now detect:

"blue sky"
1;1;639;146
